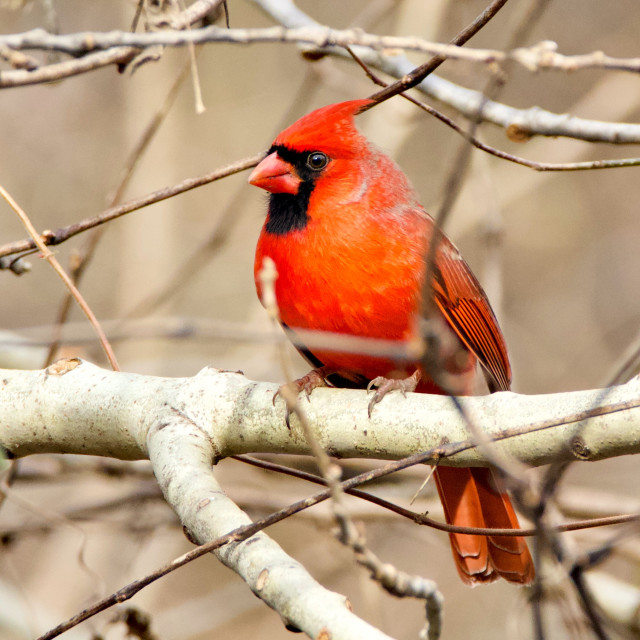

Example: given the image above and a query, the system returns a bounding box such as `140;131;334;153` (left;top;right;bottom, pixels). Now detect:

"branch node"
570;435;592;460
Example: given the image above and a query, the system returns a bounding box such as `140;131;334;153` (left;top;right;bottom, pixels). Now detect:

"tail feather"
434;466;534;586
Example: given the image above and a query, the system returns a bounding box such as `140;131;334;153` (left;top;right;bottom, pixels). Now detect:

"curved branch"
2;359;638;639
147;414;393;640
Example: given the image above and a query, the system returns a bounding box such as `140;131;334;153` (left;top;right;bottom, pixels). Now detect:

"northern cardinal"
249;99;534;585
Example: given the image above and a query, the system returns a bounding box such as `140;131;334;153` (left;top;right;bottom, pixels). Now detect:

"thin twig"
160;0;227;30
232;455;640;537
38;438;459;640
0;153;263;261
122;65;322;319
45;56;196;365
0;185;119;371
254;0;640;145
364;0;510;107
349;52;640;172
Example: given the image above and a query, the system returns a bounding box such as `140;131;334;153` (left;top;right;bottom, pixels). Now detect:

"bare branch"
2;2;639;143
0;0;222;88
0;186;119;370
1;360;638;467
0;47;138;89
5;27;640;76
146;414;394;640
0;153;263;260
2;360;638;639
252;0;640;144
348;50;640;171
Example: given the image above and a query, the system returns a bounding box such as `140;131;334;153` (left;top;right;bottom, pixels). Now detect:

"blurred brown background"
0;1;639;639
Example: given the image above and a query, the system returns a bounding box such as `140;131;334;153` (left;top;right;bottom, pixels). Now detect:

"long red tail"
434;466;534;585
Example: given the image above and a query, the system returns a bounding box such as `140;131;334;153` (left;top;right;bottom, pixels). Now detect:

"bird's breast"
255;212;424;341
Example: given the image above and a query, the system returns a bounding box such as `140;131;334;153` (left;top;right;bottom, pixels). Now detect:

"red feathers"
250;101;534;586
272;99;372;157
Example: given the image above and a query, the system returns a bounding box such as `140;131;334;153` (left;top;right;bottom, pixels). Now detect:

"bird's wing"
431;239;511;392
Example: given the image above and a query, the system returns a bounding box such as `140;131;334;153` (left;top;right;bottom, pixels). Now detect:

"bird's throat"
265;182;314;235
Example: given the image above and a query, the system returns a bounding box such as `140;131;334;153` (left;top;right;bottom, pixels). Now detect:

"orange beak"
248;152;301;194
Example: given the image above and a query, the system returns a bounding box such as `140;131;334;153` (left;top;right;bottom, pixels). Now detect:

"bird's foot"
366;370;421;418
273;366;334;427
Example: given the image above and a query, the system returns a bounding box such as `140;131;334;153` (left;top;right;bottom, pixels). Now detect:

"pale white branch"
3;27;640;74
2;5;639;143
147;413;392;640
1;360;639;639
1;360;639;466
251;0;640;144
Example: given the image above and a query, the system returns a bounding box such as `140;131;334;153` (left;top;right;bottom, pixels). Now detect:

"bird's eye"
306;152;329;171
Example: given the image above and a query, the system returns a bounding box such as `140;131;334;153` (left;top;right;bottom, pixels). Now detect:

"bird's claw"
366;370;421;418
273;367;333;428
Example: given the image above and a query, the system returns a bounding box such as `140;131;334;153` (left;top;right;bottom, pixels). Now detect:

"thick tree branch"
2;360;638;639
147;415;393;640
1;360;638;465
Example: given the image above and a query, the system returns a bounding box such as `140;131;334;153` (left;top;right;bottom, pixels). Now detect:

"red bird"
249;99;534;585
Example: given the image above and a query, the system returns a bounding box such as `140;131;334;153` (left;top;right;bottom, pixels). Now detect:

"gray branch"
0;0;639;142
3;23;640;74
251;0;640;144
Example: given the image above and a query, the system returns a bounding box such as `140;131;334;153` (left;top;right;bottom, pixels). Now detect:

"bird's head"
248;100;373;235
248;99;372;196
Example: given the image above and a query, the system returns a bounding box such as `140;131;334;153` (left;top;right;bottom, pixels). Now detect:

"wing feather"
431;239;511;392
